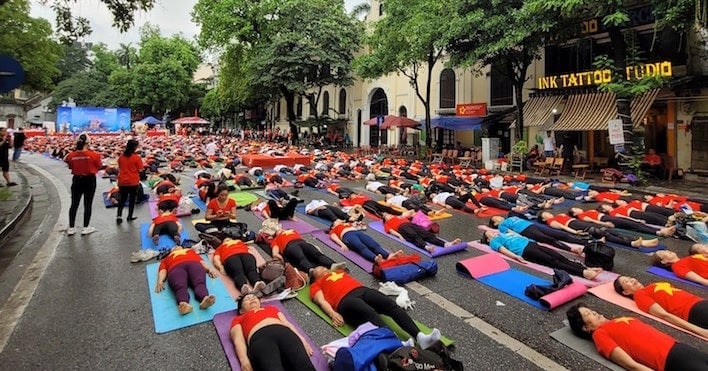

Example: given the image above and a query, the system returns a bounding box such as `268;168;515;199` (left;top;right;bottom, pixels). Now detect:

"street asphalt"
0;152;705;370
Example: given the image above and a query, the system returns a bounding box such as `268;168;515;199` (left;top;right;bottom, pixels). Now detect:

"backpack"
584;240;615;271
373;255;438;284
376;341;463;371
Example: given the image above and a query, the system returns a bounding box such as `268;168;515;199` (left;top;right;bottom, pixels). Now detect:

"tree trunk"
514;81;524;141
281;87;298;144
607;26;632;153
425;60;434;149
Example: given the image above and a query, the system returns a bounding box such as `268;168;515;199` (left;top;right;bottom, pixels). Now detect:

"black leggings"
363;200;401;219
398;222;446;249
268;199;298;220
401;199;432;214
303;178;319;188
521;242;585;276
600;215;659;235
338;287;420;338
628;210;668;226
283;240;335;272
194;219;237;233
480;197;513;211
223;253;260;288
664;342;708;371
117;185;139;218
521;225;583;251
314;205;349;222
688;300;708;328
643;204;675;217
445;196;474;213
376;186;399;195
567;220;637;246
152;221;179;238
247;324;315;371
69;175;97;228
542;187;578;199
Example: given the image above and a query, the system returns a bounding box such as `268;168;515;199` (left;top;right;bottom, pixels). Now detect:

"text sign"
538;62;672;90
608;119;624;144
456;103;487;117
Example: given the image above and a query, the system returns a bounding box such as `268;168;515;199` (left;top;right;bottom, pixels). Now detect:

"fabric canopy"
138;116;162;125
550;90;659;131
364;115;420;129
172;116;209;125
516;95;564;127
422;116;483;131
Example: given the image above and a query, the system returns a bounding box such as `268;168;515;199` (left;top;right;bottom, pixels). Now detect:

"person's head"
598;204;612;213
652;250;679;268
237;293;261;314
613;276;644;298
489;215;504;228
568;207;583;217
382;212;394;221
546;131;552;137
216;184;229;201
648;148;656;155
566;303;608;340
540;211;553;221
309;266;330;282
689;243;708;255
123;139;139;156
480;229;498;245
76;133;89;150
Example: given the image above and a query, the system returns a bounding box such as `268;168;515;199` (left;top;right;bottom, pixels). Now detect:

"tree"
91;43;121;78
49;70;110;108
116;43;137;70
54;42;91;83
354;0;456;148
0;0;61;91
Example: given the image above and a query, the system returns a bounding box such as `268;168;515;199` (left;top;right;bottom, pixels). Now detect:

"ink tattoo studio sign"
537;62;672;90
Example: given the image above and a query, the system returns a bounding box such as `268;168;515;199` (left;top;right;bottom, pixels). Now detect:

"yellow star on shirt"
692;254;708;261
169;248;189;258
614;317;634;325
654;282;680;296
282;230;295;235
327;272;344;282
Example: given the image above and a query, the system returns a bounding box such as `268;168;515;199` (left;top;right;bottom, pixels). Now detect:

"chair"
535;157;554;175
432;149;445;164
548;157;564;176
445;149;458;164
509;154;524;173
572;164;590;179
459;151;472;167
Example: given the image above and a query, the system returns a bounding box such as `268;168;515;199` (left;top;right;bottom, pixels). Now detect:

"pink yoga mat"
539;282;587;310
455;254;510;279
208;247;268;300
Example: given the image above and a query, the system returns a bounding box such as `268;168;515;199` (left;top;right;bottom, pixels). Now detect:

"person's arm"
227;204;237;220
154;269;168;293
330;233;348;251
646;303;708;339
683;271;708;286
388;228;406;241
550;221;581;235
212;255;226;275
312;291;344;326
497;246;527;264
608;347;654;371
200;260;218;278
581;216;614;228
271;245;283;261
277;312;313;356
205;206;218;220
230;325;253;371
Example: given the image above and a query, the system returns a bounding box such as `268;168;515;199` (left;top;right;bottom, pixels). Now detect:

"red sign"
456;103;487;117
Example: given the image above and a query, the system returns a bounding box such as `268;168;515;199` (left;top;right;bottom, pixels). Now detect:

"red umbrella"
172;116;210;125
363;115;420;129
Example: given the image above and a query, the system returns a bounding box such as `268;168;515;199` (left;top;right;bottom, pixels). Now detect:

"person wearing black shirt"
0;127;16;186
12;127;26;161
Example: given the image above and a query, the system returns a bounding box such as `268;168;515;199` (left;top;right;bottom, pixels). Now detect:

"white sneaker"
67;227;77;236
81;226;96;235
378;281;406;296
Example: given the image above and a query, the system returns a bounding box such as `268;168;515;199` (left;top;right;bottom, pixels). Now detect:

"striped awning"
630;89;660;127
519;95;564;127
550;89;659;131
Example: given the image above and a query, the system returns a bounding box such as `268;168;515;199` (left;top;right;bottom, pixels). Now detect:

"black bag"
584;240;615;271
377;341;463;371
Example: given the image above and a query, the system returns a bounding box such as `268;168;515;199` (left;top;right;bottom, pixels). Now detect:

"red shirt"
309;270;362;310
341;194;369;207
628;200;645;210
270;230;302;254
65;150;102;176
595;192;622;203
158;193;180;204
153;213;179;225
117;154;144;186
549;214;572;226
384;216;406;233
592;317;674;371
158;248;203;272
231;305;281;340
647;195;671;207
577;210;602;221
634;282;703;321
672;254;708;279
207;198;237;214
330;223;349;239
608;205;631;217
327;183;341;193
214;240;250;262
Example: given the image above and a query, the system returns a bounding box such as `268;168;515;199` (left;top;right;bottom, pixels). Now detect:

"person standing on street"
543;130;556;158
116;139;143;224
64;133;102;235
0;127;17;186
12;127;25;161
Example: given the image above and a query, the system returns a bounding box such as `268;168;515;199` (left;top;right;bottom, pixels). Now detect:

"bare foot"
178;302;193;315
374;254;384;264
553;197;565;205
631;237;643;248
582;269;601;280
199;295;216;310
642;238;660;247
571;246;584;255
388;250;404;259
425;245;436;253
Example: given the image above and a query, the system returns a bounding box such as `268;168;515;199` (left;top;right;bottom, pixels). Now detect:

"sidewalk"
0;164;33;244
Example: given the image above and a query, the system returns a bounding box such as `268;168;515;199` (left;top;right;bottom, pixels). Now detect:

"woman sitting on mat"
231;293;315;371
309;266;441;349
382;211;464;253
329;219;403;263
251;197;298;221
613;275;708;338
598;203;670;227
212;238;265;295
568;207;675;237
652;248;708;286
195;184;239;233
154;246;218;315
488;215;585;255
480;230;602;279
148;210;184;245
270;228;347;274
539;211;659;249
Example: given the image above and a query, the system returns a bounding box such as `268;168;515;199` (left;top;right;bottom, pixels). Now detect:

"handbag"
284;263;308;291
260;259;286;283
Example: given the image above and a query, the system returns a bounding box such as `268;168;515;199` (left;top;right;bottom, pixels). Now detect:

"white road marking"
0;164;68;353
407;282;568;371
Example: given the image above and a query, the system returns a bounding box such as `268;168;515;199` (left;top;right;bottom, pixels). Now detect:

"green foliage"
91;43;121;79
512;140;529;155
50;70;111;108
54;42;91;83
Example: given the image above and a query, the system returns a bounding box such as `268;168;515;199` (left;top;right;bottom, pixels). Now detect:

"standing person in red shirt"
116;139;143;224
566;303;708;370
154;246;218;315
64;133;102;236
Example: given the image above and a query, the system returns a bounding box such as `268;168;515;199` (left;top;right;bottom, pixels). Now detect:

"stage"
241;153;312;168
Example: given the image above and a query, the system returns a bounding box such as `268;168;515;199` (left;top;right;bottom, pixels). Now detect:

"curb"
0;167;33;244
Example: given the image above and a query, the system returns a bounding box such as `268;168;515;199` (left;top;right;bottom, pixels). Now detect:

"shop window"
322;91;330;116
338;89;347;114
490;63;513;106
439;69;456;109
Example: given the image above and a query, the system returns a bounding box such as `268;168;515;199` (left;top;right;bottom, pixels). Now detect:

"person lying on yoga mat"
384;193;445;217
644;193;708;213
212;238;266;296
613;276;708;338
341;193;402;219
270;229;347;274
480;230;602;279
309;266;442;349
329;219;404;263
154;246;218;315
566;303;708;371
427;191;476;214
148;211;184;245
568;207;676;237
583;189;634;203
539;212;659;249
196;173;219;203
195;184;239;233
365;180;404;195
488;216;585;255
598;203;670;227
464;188;558;211
305;200;364;223
613;199;676;217
325;183;355;198
230;293;316;371
653;249;708;286
251;198;298;221
382;212;463;253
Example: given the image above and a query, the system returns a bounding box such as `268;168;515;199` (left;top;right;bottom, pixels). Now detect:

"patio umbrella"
172;116;209;125
364;115;420;129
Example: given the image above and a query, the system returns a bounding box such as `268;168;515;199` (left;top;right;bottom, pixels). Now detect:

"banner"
56;106;132;133
608;119;624;144
456;103;487;117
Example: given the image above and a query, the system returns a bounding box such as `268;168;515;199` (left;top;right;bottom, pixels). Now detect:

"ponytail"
76;134;88;150
123;139;139;157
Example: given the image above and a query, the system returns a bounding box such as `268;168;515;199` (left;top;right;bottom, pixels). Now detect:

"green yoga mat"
229;191;258;208
296;286;454;346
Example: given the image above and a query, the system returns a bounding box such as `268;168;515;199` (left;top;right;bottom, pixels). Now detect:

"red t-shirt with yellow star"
214;240;250;262
270;230;302;254
634;282;703;320
231;305;281;339
309;270;362;310
593;317;675;371
153;213;179;225
158;248;202;272
672;254;708;279
383;216;406;233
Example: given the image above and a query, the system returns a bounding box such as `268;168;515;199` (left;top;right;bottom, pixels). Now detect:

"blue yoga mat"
190;196;207;211
295;205;334;227
140;223;190;250
647;266;706;289
145;258;236;334
368;221;468;258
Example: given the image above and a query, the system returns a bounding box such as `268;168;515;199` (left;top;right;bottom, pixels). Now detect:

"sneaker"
378;281;406;296
7;182;17;187
330;262;347;271
67;227;77;236
130;249;159;263
81;226;96;235
253;281;266;293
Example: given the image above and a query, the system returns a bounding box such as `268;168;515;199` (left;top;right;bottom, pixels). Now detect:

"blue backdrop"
56;107;132;132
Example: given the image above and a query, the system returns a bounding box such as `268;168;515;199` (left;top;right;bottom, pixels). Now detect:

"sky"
30;0;363;51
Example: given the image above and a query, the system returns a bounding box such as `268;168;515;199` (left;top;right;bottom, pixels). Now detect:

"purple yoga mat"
148;199;192;218
310;230;374;272
647;266;707;289
252;211;321;235
212;301;330;370
539;282;587;310
368;221;468;258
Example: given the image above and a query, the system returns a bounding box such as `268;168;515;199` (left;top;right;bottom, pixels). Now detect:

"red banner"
456;103;487;117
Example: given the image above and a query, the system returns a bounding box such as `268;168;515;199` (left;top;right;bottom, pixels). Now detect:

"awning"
550;90;659;131
517;95;564;127
423;116;483;131
630;89;659;127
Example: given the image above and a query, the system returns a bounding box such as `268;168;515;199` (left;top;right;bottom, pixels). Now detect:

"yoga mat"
474;207;509;218
145;258;236;334
229;191;258;208
549;326;623;371
191;195;208;211
295;205;334;227
295;286;454;346
531;220;666;254
376;201;452;220
212;301;330;371
588;282;708;340
265;180;294;190
310;230;374;272
647;266;707;289
251;210;321;235
147;199;193;218
467;241;618;287
140;223;190;250
539;282;587;310
368;221;469;258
